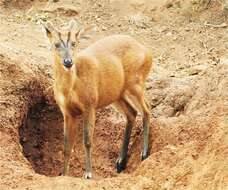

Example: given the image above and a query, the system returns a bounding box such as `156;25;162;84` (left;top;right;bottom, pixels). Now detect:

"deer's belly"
97;63;125;108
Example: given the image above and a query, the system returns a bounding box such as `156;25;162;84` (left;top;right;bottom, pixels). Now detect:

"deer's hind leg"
127;84;151;161
114;97;137;173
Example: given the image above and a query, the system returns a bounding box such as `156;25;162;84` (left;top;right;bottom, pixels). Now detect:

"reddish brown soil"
0;0;228;189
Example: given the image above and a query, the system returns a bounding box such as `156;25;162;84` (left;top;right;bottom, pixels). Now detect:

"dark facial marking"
54;32;74;69
58;32;66;48
67;31;71;45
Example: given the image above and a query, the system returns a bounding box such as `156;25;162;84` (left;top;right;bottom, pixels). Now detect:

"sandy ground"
0;0;228;189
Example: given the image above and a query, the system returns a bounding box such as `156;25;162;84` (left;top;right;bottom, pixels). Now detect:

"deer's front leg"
62;114;77;176
83;107;95;179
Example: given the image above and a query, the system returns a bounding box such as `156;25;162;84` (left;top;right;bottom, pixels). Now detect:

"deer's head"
40;20;96;69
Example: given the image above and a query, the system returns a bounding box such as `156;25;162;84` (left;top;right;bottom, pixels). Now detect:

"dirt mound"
43;4;80;17
0;0;30;7
0;0;47;8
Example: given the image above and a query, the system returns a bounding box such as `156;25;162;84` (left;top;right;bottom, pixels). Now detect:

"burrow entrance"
19;101;145;178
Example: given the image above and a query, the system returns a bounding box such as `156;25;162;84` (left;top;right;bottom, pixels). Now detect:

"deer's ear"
75;25;96;42
39;20;56;44
68;19;77;32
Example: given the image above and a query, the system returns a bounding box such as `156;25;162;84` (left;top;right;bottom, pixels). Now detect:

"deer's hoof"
141;149;150;161
84;172;92;179
59;171;67;176
116;157;127;173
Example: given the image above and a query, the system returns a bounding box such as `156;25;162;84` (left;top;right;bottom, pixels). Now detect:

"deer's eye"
71;41;76;47
54;43;61;49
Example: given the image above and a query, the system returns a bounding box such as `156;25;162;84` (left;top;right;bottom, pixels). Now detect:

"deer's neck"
53;58;77;95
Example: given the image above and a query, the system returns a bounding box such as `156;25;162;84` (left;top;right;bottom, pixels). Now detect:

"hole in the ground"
19;101;144;178
19;101;64;177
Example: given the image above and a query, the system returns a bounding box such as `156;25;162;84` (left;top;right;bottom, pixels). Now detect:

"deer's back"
79;34;150;78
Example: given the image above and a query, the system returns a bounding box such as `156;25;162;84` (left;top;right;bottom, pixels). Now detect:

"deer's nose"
63;58;73;68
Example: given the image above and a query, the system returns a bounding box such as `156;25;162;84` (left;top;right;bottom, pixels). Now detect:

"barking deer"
40;20;152;179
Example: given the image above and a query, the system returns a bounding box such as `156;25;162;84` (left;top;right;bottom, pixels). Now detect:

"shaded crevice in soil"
19;101;64;177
